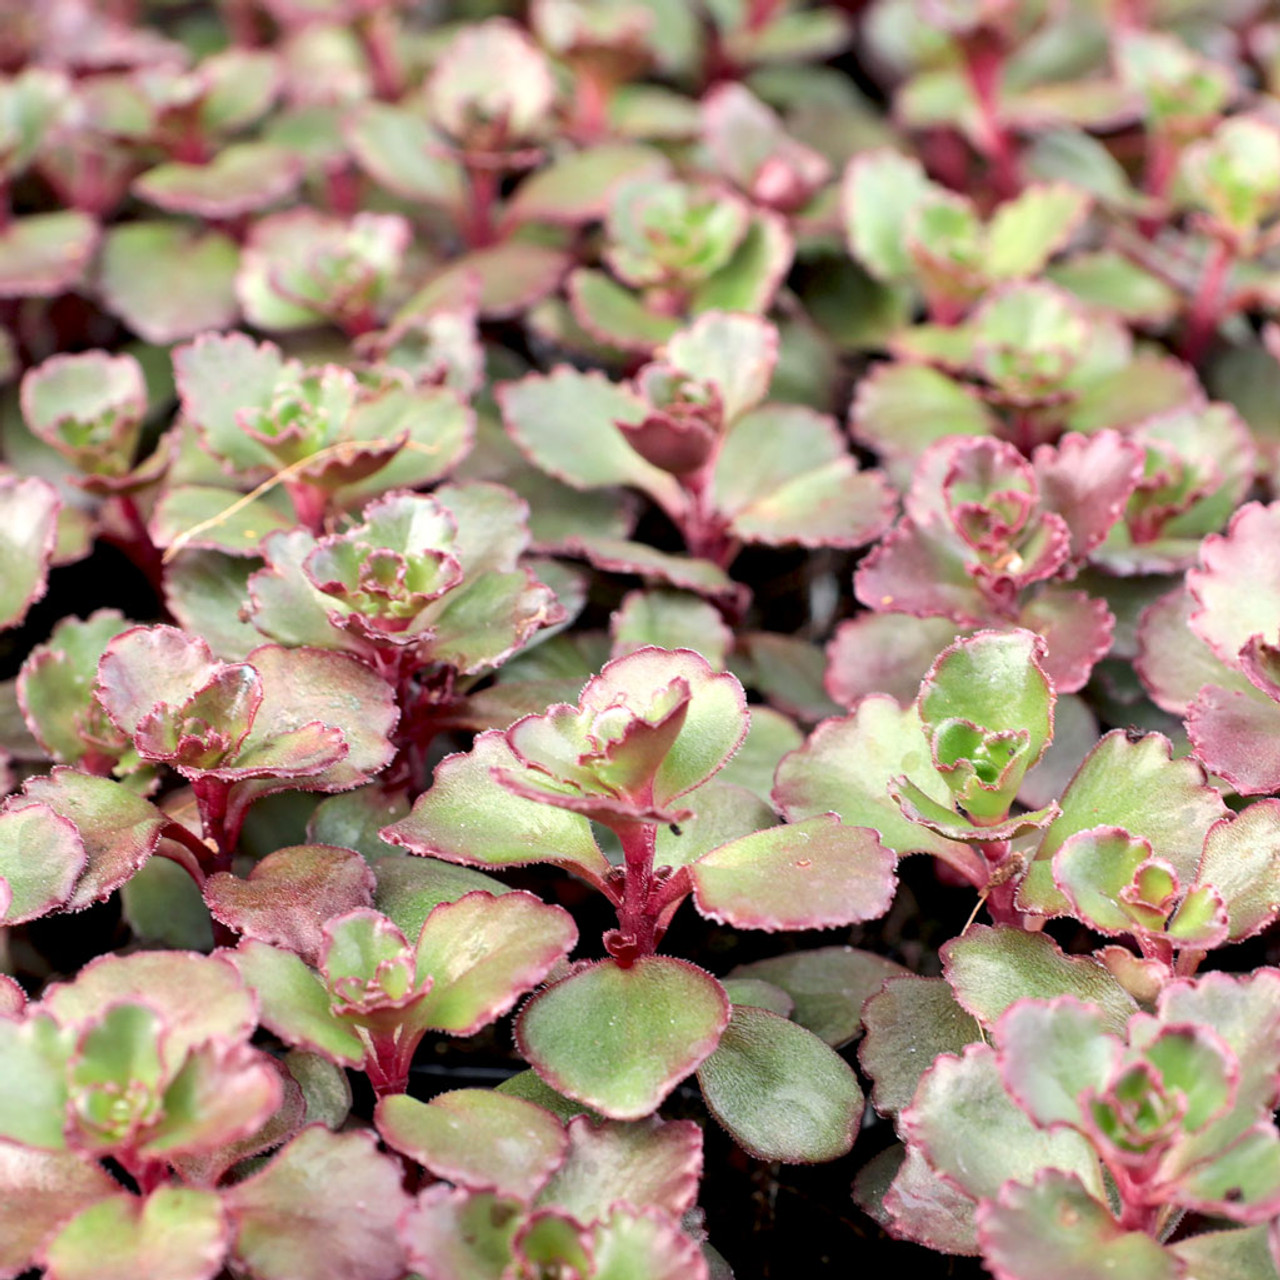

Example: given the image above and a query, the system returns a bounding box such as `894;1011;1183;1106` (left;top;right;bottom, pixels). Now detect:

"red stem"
361;10;404;101
1181;238;1233;365
284;479;329;534
612;820;660;966
462;162;499;249
191;776;235;871
1137;130;1177;238
961;38;1020;201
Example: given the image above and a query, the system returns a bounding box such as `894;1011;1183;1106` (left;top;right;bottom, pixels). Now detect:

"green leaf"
42;1188;228;1280
383;731;611;888
664;311;778;424
692;211;792;313
500;366;683;512
414;891;578;1036
120;857;214;950
1169;1227;1279;1280
611;590;732;669
977;1171;1177;1280
841;149;933;283
590;1207;710;1280
10;769;168;911
0;800;84;924
0;1014;73;1148
0;1143;119;1279
399;1188;521;1279
1196;799;1280;941
344;103;465;208
516;957;729;1120
994;999;1115;1130
697;1005;862;1162
538;1115;702;1223
377;1090;566;1201
902;1045;1103;1203
0;212;98;299
730;946;908;1048
1019;730;1230;916
310;786;409;864
772;697;987;884
860;976;981;1116
506;144;671;226
689;814;896;930
133;143;302;219
231;941;364;1067
224;1128;411;1280
42;952;254;1061
567;268;682;352
985;184;1091;280
0;475;58;631
942;926;1136;1033
98;223;238;344
712;404;893;549
205;844;375;966
373;855;506;942
171;330;284;474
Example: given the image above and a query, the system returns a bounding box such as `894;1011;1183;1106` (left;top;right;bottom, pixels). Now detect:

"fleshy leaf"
414;891;578;1036
901;1044;1103;1203
1196;800;1280;941
133;143;302;219
204;844;375;966
994;998;1116;1130
697;1005;863;1163
942;926;1137;1033
977;1171;1178;1280
41;952;254;1061
224;1127;410;1280
0;476;59;631
377;1090;567;1201
0;1142;119;1280
500;366;683;514
98;223;239;344
590;1207;709;1280
860;976;982;1116
689;814;896;931
773;697;987;884
842;149;933;283
230;941;364;1067
712;404;895;549
538;1115;702;1224
0;212;98;299
398;1187;522;1280
1019;730;1230;915
516;957;729;1120
0;801;84;925
382;731;611;888
730;946;908;1048
41;1188;228;1280
8;770;168;911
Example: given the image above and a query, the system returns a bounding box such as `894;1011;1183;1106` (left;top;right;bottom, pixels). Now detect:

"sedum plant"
7;0;1280;1274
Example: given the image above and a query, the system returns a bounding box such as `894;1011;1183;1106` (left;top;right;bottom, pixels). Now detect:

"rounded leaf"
517;957;730;1120
697;1005;863;1163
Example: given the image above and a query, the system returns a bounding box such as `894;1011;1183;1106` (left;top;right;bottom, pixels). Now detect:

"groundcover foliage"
6;0;1280;1276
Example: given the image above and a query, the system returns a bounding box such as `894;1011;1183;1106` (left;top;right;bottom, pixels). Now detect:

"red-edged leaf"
414;890;578;1036
517;957;729;1121
0;1143;119;1280
0;801;85;925
204;844;375;966
0;476;59;632
224;1128;410;1280
377;1090;567;1201
40;1188;228;1280
538;1115;703;1223
689;814;896;931
8;769;167;911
